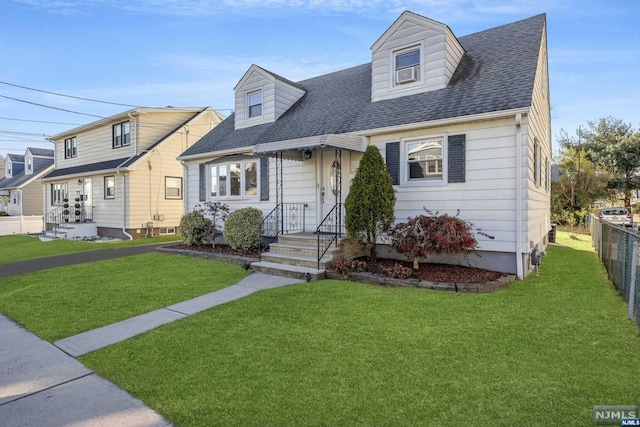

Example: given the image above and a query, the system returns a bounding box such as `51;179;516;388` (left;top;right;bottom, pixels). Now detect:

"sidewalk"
0;247;303;426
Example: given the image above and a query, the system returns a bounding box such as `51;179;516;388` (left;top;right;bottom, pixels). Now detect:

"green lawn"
0;235;181;265
80;231;640;426
0;253;248;341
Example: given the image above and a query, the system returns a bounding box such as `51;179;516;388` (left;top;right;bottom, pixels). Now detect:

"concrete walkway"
0;247;303;427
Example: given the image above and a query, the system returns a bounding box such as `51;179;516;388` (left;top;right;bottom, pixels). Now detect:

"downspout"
515;113;524;279
181;160;188;214
116;158;135;240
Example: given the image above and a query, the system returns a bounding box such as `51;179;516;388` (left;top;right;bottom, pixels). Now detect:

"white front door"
82;178;92;207
317;149;346;230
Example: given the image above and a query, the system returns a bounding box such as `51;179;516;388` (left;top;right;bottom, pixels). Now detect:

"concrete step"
276;233;346;247
260;252;336;269
268;242;340;258
250;261;325;281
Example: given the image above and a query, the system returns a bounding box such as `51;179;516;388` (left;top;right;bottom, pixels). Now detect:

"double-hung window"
65;137;77;158
26;155;33;174
165;177;183;199
51;182;68;205
395;46;420;85
406;137;444;182
210;159;258;198
104;176;115;199
113;122;130;148
247;90;262;118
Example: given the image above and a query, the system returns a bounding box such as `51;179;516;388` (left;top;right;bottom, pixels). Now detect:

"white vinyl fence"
0;216;43;236
591;214;640;328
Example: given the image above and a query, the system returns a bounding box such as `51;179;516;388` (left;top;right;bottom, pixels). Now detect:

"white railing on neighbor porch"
0;215;43;236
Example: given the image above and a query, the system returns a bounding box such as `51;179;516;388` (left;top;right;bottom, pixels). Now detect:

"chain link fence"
590;214;640;328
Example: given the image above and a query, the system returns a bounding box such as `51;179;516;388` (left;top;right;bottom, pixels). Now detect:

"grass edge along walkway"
80;231;640;426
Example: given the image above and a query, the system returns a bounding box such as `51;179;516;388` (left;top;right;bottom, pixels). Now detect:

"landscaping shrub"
0;211;9;217
331;258;368;279
345;145;395;261
390;209;492;269
193;201;229;248
223;207;263;251
179;211;213;247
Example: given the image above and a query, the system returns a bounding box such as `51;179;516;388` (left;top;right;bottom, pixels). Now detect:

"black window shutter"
448;134;466;183
199;164;206;201
386;142;400;185
260;157;269;201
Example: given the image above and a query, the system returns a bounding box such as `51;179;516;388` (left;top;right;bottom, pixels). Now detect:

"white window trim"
246;88;264;120
51;182;68;206
533;139;541;187
400;134;448;187
104;176;116;199
390;42;424;91
209;159;260;200
165;176;183;200
26;155;33;174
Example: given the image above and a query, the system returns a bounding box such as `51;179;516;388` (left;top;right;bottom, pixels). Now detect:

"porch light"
303;150;312;160
78;179;83;185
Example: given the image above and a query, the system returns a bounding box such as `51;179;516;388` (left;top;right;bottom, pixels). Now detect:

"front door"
82;178;92;220
318;149;344;229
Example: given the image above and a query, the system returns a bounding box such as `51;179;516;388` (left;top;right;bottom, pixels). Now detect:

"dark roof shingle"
181;13;545;158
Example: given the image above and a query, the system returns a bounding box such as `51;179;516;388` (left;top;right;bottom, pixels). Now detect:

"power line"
0;117;84;126
0;81;142;108
0;94;105;119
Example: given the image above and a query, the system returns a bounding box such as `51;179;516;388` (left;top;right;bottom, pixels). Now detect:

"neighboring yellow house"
42;107;224;239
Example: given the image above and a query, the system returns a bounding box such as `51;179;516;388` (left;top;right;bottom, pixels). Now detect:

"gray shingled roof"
181;14;545;159
28;148;54;157
0;157;53;190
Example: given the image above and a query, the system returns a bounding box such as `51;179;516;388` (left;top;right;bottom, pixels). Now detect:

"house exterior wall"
19;181;44;216
52;111;200;169
234;67;305;130
522;23;552;265
371;15;464;102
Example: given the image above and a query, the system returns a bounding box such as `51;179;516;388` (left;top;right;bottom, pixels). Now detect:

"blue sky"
1;0;639;160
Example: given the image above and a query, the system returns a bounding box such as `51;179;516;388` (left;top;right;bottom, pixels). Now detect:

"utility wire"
0;94;105;119
0;116;83;126
0;81;142;108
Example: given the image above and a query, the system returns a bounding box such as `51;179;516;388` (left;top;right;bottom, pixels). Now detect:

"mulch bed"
364;258;504;284
165;243;505;285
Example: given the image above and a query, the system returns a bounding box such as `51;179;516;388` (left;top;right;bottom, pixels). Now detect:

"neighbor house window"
104;176;115;199
11;191;19;205
210;159;258;198
165;177;182;199
113;122;130;148
51;182;68;205
395;46;420;85
26;155;33;173
6;162;11;177
247;90;262;118
405;137;444;182
65;137;77;158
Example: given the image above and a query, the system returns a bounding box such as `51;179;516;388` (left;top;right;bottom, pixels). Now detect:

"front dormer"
370;11;465;102
5;154;24;178
234;65;306;130
25;150;33;175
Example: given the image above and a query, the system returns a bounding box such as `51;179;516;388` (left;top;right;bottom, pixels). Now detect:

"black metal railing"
44;205;94;237
258;203;307;260
316;203;342;269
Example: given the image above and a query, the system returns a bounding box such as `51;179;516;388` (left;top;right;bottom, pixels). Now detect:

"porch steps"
251;232;365;281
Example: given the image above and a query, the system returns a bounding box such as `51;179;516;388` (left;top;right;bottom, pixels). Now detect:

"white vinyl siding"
371;13;464;102
371;117;518;253
234;65;305;130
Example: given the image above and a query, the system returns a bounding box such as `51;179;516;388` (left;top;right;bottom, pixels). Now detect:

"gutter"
515;113;523;279
116;156;136;240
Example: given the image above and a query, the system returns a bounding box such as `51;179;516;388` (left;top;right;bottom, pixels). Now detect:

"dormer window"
6;162;11;177
113;121;130;148
26;155;33;173
395;46;421;85
65;137;77;158
247;90;263;118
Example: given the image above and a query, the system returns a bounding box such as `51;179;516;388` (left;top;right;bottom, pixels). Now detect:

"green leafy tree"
582;117;640;210
345;145;395;260
551;128;611;225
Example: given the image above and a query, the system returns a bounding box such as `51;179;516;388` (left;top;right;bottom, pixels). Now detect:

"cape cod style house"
41;107;224;239
178;11;551;279
0;148;54;216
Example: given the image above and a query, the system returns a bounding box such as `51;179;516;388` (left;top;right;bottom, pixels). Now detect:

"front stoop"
251;233;365;281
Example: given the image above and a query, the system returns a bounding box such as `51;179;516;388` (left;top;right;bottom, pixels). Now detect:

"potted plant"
74;197;81;222
63;198;70;222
